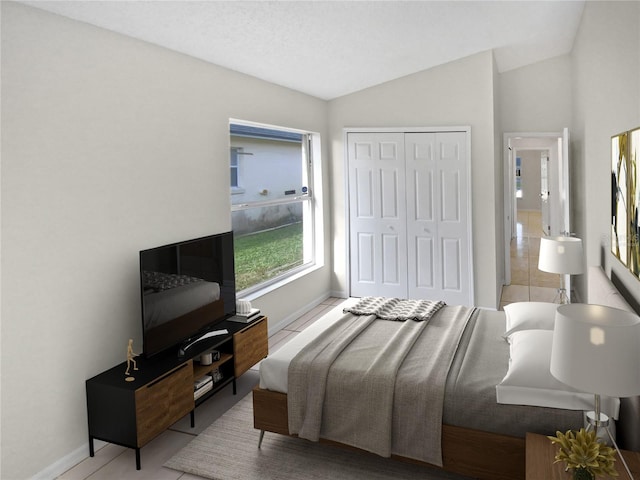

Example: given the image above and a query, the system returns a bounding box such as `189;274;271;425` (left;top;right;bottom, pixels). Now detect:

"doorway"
501;131;570;308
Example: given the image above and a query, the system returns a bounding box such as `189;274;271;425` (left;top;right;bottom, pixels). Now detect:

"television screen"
139;232;236;357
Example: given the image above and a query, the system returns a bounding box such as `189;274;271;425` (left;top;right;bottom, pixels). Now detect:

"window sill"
237;262;323;302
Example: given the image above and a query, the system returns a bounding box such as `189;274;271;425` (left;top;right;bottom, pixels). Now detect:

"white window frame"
230;147;246;194
229;119;324;299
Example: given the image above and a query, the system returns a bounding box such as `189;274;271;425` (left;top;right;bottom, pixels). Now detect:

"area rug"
165;393;473;480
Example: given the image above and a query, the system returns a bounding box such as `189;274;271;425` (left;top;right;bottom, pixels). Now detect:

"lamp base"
586;409;634;479
552;287;570;304
586;410;609;429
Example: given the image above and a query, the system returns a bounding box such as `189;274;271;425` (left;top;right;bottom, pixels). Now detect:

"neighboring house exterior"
230;125;304;235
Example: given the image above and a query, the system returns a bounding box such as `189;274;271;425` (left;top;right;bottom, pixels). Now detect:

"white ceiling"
19;0;586;100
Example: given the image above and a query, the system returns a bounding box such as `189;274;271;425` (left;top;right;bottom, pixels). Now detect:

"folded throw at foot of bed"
344;296;445;322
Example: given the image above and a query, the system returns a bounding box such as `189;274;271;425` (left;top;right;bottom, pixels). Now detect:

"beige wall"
499;54;573;133
517;150;543;212
492;54;505;294
328;51;500;309
571;1;640;306
1;3;329;478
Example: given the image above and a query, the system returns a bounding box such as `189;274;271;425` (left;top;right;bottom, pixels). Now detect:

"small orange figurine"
125;338;139;381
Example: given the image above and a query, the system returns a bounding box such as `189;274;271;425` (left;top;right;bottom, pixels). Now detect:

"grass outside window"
234;223;303;291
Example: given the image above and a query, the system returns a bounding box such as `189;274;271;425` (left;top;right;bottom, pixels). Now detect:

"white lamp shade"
550;303;640;397
538;236;584;274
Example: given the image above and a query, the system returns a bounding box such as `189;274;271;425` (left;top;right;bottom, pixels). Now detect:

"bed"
252;266;640;480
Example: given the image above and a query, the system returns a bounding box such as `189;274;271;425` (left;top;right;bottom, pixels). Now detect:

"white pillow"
502;302;559;340
496;329;620;419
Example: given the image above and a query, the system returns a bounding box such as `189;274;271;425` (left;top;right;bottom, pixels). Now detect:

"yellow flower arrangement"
548;428;618;479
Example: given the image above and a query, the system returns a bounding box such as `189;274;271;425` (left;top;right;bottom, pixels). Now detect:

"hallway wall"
516;150;543;211
572;0;640;307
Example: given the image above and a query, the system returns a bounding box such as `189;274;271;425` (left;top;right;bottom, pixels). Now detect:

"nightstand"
526;432;640;480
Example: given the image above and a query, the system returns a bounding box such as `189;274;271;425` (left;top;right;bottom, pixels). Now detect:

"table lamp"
538;236;584;303
550;303;640;479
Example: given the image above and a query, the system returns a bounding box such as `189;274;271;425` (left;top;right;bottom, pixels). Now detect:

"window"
230;121;321;294
230;147;240;188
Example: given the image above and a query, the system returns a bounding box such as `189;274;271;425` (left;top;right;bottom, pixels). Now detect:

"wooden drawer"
233;317;268;377
135;361;194;447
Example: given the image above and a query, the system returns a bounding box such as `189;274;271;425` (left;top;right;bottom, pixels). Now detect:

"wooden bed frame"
252;386;525;480
252;266;639;480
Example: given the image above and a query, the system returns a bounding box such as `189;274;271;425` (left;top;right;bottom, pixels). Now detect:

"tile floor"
58;216;552;479
499;210;559;309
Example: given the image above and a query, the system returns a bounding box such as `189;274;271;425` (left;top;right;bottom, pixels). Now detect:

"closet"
347;129;473;306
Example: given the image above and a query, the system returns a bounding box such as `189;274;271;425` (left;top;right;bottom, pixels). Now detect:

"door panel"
440;170;461;222
380;141;398;160
433;132;471;305
415;236;435;288
560;128;572;297
541;153;550;235
561;128;570;235
356;232;375;283
413;169;434;222
442;237;462;291
382;233;401;285
406;132;438;300
355;142;373;160
381;169;400;218
354;169;374;218
348;132;406;298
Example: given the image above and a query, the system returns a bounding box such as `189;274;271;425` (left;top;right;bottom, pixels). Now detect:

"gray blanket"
288;305;475;466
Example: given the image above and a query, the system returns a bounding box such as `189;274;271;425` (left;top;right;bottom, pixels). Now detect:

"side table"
526;432;640;480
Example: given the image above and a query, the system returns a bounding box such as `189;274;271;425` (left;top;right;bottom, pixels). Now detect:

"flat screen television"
139;231;236;358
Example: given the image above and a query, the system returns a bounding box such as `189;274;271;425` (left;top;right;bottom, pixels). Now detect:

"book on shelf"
194;375;213;391
228;308;260;323
194;381;213;400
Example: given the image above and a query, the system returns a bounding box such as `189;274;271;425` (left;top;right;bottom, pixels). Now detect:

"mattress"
259;299;584;437
259;297;361;393
443;307;583;437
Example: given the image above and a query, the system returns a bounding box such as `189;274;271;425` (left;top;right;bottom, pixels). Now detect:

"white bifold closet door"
348;130;473;306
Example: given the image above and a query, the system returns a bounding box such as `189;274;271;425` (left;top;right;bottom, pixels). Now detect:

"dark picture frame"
612;131;629;266
629;127;640;277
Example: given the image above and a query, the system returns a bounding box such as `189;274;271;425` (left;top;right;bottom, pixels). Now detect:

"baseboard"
31;439;107;480
267;291;334;335
330;289;348;299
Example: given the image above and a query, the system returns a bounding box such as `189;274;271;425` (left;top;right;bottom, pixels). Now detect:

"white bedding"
259;298;589;441
259;297;360;393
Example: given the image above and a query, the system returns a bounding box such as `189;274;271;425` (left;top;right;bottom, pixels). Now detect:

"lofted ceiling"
19;0;586;100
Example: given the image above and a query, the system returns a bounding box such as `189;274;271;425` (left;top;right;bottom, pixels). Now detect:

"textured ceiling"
19;0;586;100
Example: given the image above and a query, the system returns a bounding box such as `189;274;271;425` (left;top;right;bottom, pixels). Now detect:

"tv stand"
86;316;268;470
